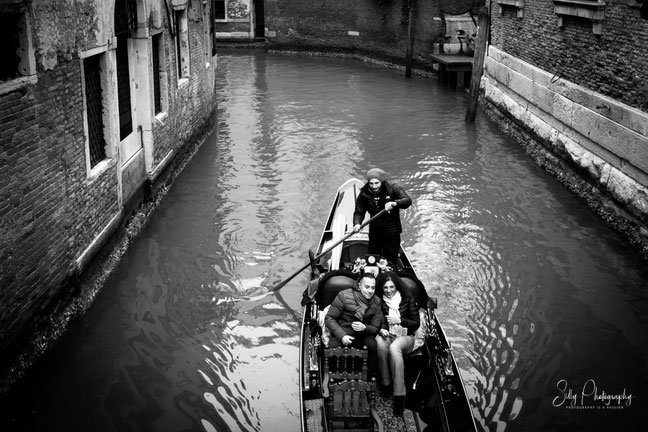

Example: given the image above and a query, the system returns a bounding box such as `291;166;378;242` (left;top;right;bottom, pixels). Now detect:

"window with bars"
115;0;137;139
83;55;107;168
0;6;35;85
175;9;190;80
152;33;162;114
116;35;133;140
0;11;20;81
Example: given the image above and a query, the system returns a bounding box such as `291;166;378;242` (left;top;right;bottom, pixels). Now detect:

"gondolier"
299;179;477;432
353;168;412;266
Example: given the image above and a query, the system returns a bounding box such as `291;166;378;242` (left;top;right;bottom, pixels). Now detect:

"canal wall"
482;1;648;259
0;0;217;393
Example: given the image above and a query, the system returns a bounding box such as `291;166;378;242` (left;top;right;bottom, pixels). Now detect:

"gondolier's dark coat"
353;180;412;235
380;293;420;336
325;289;383;341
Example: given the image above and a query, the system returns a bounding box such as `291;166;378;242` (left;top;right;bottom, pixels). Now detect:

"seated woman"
324;273;383;378
375;271;420;415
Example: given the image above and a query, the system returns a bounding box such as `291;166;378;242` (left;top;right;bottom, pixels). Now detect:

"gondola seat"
316;271;379;431
323;346;379;432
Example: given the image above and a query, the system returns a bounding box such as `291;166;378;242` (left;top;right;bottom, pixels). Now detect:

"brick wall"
0;59;121;371
153;3;217;167
0;0;217;384
491;1;648;112
263;0;481;67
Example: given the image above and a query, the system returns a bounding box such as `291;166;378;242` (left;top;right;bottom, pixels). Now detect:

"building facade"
0;0;217;385
483;0;648;257
262;0;484;66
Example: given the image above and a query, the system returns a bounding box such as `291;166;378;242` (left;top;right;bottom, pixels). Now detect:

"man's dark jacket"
325;289;383;341
353;180;412;235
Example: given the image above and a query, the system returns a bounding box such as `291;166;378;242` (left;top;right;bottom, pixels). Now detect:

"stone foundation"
481;46;648;260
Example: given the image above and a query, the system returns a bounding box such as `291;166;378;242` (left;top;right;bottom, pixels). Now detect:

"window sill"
87;157;114;181
215;18;250;23
0;74;37;95
154;112;168;126
497;0;525;18
553;0;606;34
178;77;190;89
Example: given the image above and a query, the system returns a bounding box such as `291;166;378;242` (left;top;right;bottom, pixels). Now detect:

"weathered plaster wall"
32;0;102;70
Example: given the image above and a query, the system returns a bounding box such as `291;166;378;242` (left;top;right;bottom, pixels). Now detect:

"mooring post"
405;7;416;78
465;7;490;123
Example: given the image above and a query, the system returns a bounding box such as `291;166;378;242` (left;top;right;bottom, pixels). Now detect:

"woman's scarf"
384;291;401;319
353;288;370;320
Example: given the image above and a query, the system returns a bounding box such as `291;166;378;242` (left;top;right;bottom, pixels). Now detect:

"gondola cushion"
316;270;358;309
398;270;428;309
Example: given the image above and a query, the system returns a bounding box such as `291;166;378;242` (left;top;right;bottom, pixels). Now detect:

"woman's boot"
393;396;404;416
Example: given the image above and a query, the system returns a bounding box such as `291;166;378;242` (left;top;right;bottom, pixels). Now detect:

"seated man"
324;273;383;378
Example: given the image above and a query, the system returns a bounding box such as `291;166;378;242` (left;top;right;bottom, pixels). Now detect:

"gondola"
298;179;477;432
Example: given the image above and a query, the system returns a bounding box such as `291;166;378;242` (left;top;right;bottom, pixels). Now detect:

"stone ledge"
485;46;648;182
553;0;607;34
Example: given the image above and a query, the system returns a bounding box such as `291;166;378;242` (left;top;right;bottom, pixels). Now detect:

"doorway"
254;0;265;40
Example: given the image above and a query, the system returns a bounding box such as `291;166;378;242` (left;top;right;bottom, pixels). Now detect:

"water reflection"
403;124;648;431
2;52;648;432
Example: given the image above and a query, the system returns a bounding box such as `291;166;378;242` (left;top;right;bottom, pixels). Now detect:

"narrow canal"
2;51;648;432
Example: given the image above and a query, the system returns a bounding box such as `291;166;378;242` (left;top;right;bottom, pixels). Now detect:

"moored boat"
299;179;477;432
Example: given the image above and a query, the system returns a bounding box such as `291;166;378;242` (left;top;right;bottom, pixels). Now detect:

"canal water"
2;51;648;432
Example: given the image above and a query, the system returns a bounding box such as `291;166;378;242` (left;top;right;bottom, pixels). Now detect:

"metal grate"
115;0;137;140
152;33;162;114
83;55;106;167
0;12;21;81
114;0;137;36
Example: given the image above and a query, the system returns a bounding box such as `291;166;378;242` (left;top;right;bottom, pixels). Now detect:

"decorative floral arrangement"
352;257;367;273
352;256;392;273
376;258;391;272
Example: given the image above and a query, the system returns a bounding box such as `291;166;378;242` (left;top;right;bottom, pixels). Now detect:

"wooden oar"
268;209;387;292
